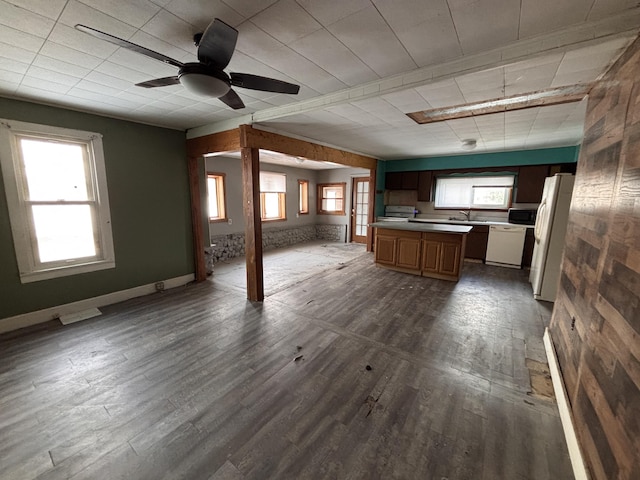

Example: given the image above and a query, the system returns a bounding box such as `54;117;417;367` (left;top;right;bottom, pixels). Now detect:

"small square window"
317;183;346;215
207;173;227;222
260;171;286;221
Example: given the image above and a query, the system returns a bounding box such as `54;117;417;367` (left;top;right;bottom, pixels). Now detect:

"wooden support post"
241;146;264;302
187;155;207;282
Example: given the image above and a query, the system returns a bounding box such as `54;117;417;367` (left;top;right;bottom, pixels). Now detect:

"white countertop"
370;221;473;234
409;218;534;228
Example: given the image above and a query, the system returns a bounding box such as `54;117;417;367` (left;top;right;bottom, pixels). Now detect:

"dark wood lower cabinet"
464;225;489;260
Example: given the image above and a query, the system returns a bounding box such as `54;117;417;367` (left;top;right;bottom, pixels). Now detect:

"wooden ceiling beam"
240;125;377;170
407;84;593;124
186;128;241;158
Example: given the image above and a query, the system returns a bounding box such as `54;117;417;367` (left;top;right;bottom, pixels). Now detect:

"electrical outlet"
228;218;232;225
155;281;165;292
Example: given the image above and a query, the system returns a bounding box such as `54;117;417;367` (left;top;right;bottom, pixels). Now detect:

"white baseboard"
0;274;195;334
544;328;590;480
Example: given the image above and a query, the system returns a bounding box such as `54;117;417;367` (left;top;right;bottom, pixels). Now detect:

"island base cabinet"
374;228;466;281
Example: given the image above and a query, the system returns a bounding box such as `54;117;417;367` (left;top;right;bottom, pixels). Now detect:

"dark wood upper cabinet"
516;165;550;203
385;171;419;190
417;171;432;201
401;171;419;190
385;171;403;190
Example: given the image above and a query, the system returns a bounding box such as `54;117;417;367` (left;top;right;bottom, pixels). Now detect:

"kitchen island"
370;221;473;281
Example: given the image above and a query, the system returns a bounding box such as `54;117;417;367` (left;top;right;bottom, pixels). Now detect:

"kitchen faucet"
459;209;471;221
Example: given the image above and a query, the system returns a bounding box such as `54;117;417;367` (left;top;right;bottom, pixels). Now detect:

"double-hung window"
317;183;346;215
434;175;514;210
260;171;286;221
0;119;115;283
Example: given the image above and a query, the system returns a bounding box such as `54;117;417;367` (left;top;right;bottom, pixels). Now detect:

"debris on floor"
526;358;555;399
365;365;372;371
294;355;304;362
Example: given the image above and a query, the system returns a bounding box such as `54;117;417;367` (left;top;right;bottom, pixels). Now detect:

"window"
434;175;514;210
260;171;286;221
207;173;227;222
317;182;346;215
0;119;115;283
298;179;309;214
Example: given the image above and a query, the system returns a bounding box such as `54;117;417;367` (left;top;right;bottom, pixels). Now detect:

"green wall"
383;146;579;172
0;97;193;320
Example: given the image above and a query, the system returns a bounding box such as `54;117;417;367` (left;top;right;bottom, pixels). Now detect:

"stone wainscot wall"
205;224;347;272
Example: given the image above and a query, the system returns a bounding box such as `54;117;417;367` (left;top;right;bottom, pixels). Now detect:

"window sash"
298;179;309;214
260;192;286;221
207;173;226;221
260;171;286;193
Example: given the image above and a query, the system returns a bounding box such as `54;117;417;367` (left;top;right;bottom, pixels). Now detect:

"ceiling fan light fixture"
461;139;477;150
179;72;230;97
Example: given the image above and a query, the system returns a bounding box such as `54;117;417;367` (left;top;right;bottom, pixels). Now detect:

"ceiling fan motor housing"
178;63;231;97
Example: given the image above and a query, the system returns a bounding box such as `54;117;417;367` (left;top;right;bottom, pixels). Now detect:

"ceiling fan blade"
230;73;300;94
197;18;238;70
75;24;184;69
218;88;245;110
136;76;180;88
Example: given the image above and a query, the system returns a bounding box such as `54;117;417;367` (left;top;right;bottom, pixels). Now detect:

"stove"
377;205;416;222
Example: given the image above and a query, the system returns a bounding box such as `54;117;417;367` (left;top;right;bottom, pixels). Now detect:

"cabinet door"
417;171;432;201
396;236;421;270
439;242;461;276
375;235;397;265
385;172;402;190
517;165;549;203
401;171;419;190
465;225;489;260
421;240;441;273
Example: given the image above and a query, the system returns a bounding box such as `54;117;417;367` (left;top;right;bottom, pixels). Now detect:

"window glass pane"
263;192;281;218
32;205;96;262
207;177;219;218
20;138;89;201
435;175;514;209
472;186;508;206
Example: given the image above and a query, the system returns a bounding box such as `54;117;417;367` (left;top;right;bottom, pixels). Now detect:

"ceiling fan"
75;19;300;110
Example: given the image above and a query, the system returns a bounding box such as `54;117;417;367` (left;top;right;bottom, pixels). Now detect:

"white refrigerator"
529;174;575;302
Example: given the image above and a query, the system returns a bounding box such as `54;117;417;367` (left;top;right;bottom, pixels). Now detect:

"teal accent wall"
384;146;579;172
375;159;387;217
0;97;193;321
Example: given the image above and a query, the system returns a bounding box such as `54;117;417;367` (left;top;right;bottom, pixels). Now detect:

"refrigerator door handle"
535;200;546;243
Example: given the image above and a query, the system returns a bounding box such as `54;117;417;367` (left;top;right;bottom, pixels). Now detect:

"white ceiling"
0;0;638;162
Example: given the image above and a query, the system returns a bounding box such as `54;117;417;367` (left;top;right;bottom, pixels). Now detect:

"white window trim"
0;119;115;283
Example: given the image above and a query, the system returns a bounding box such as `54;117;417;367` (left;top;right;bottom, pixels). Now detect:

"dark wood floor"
0;250;573;480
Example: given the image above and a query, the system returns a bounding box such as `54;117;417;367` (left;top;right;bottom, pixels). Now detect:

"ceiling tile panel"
295;0;370;27
21;75;72;94
414;79;465;108
252;0;322;44
455;67;505;103
74;79;124;97
373;0;462;67
93;61;152;83
128;30;191;63
0;24;46;52
382;89;432;113
139;9;198;53
31;54;90;78
74;0;161;29
163;0;244;31
220;0;278;18
449;0;519;54
58;1;137;39
26;65;80;86
0;1;55;37
107;47;177;77
39;41;104;69
0;56;29;74
290;29;379;86
0;42;36;63
327;5;417;77
85;70;135;91
504;54;562;96
4;0;67;20
48;23;119;58
235;22;345;94
0;69;23;83
520;0;591;39
588;0;638;20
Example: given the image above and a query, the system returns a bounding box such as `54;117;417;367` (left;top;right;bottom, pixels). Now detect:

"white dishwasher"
485;225;527;268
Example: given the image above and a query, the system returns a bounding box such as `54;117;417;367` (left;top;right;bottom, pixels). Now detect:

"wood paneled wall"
549;36;640;480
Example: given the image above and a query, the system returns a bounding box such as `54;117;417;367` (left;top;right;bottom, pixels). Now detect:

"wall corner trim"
544;328;591;480
0;274;195;334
